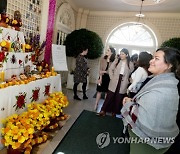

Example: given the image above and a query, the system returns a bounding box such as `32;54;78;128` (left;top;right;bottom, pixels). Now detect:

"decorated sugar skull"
14;10;21;21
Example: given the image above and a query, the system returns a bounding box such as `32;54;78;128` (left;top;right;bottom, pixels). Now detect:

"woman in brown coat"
97;48;134;116
73;48;89;100
94;47;116;111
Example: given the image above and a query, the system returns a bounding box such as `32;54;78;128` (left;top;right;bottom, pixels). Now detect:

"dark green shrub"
64;28;104;59
161;37;180;50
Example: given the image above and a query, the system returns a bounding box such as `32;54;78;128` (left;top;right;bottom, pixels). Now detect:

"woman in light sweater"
128;52;152;98
122;47;180;154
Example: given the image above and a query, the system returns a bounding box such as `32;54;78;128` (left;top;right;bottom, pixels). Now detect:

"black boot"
74;95;81;100
73;83;81;100
83;95;88;99
82;82;88;99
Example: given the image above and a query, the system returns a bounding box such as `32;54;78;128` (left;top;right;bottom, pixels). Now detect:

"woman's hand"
126;89;130;95
97;78;102;86
97;75;102;85
87;68;90;75
100;70;107;75
123;97;132;106
129;77;133;83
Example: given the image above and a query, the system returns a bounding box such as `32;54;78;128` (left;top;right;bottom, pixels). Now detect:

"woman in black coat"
73;48;89;100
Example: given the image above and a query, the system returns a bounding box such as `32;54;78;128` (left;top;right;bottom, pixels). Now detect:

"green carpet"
53;110;130;154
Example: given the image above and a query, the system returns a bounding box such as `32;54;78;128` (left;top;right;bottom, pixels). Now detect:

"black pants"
73;82;87;96
128;92;136;98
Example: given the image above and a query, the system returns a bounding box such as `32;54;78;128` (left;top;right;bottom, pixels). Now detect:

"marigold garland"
0;71;57;89
1;91;69;152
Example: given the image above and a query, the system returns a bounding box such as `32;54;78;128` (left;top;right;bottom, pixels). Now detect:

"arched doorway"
54;3;76;84
55;3;75;45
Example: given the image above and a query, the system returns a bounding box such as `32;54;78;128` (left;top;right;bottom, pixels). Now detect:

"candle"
22;44;26;52
0;72;1;82
52;67;54;73
0;71;5;82
38;66;42;72
2;71;4;81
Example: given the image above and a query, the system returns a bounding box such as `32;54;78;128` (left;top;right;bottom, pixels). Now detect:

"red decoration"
14;92;27;110
31;54;35;62
31;87;40;102
0;52;5;62
36;60;50;72
19;59;22;65
0;52;8;62
44;84;51;96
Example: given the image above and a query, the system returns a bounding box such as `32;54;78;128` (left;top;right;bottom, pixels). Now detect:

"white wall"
54;2;180;84
85;12;180;83
86;12;180;46
40;0;49;42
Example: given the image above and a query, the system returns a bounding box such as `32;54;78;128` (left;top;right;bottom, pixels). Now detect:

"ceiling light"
135;13;145;18
135;0;145;25
153;0;161;3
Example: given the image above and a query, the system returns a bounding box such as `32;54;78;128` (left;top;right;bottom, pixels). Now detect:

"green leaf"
4;57;8;63
64;28;104;59
161;37;180;50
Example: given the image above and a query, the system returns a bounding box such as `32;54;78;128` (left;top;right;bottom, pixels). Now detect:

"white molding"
89;11;180;18
56;23;72;34
40;0;49;42
80;9;89;28
55;3;75;31
76;8;83;29
66;0;79;12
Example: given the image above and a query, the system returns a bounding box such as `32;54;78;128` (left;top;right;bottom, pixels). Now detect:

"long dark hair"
138;51;152;75
104;47;116;62
156;47;180;78
116;48;130;68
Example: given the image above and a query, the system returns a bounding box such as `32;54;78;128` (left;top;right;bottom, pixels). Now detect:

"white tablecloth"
0;74;61;149
0;27;25;44
0;52;35;80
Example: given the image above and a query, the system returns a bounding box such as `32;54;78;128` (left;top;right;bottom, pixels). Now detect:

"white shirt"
128;67;148;92
119;60;126;75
